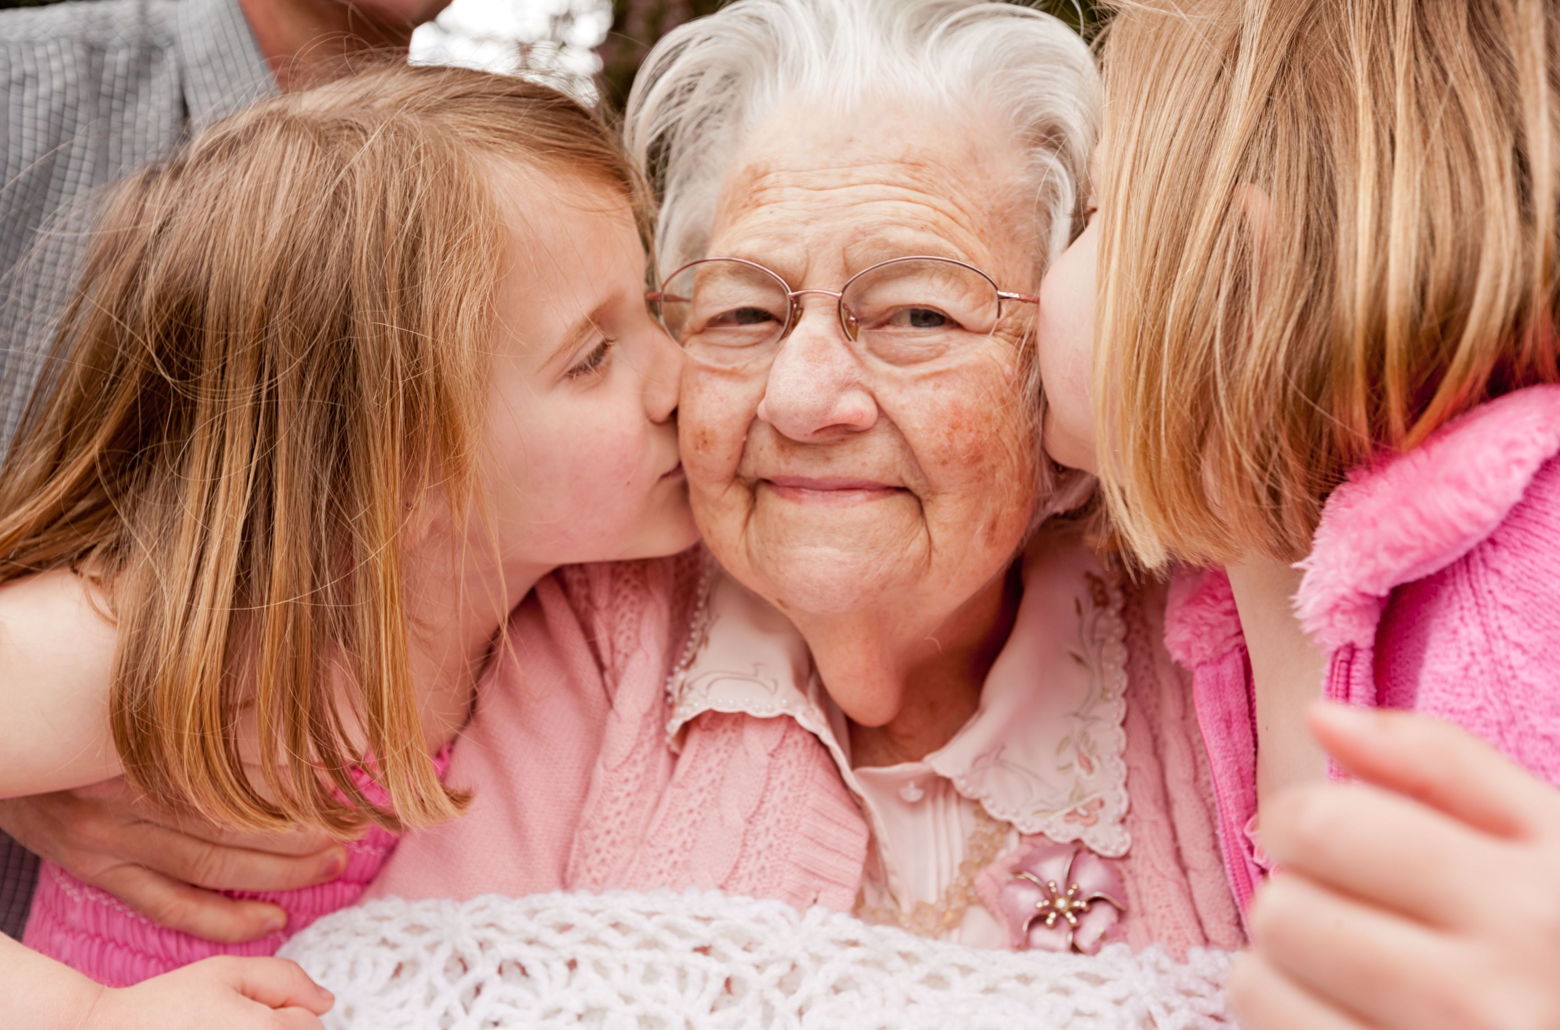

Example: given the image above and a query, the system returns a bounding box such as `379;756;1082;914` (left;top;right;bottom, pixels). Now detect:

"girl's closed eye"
566;337;615;379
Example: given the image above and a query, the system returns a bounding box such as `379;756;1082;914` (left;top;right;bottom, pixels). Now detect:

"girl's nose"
643;322;684;423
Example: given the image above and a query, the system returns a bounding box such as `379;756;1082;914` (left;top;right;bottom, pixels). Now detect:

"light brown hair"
1094;0;1560;567
0;62;642;833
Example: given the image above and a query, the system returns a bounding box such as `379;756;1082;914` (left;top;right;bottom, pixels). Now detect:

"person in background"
0;0;449;945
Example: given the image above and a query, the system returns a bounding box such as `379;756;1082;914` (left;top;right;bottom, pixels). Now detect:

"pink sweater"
1167;385;1560;919
24;756;449;987
372;549;1244;956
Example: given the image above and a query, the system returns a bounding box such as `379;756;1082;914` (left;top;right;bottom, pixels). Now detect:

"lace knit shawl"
280;889;1237;1029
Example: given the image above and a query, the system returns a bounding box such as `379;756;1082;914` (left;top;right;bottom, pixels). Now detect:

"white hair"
624;0;1100;274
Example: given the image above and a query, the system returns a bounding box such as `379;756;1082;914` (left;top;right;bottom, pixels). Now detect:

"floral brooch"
986;839;1126;954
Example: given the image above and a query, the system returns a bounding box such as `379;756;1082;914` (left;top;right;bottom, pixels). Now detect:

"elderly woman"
361;0;1241;960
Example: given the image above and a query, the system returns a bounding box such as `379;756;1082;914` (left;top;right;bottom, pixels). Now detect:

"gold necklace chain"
853;805;1012;939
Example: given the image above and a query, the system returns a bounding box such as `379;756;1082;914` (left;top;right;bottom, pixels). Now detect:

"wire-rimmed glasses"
646;255;1038;369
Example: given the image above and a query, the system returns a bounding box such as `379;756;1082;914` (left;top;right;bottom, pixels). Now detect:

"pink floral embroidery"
990;840;1126;954
1063;796;1105;827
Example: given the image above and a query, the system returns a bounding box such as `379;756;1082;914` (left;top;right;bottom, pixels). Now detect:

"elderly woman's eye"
707;306;780;328
886;306;953;331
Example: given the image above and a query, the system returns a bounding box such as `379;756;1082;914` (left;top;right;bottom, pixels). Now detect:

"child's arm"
0;570;123;798
0;932;332;1029
0;784;345;942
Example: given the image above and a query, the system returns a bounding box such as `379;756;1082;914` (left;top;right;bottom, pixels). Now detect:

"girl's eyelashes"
566;337;616;380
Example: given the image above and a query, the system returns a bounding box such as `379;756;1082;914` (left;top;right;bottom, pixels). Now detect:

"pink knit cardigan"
1167;384;1560;918
371;549;1245;956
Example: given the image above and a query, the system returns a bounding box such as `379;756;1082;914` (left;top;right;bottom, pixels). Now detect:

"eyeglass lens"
654;257;1007;368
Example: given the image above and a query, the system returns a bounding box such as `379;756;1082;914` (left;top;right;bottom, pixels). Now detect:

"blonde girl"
1037;1;1560;1027
0;61;694;1027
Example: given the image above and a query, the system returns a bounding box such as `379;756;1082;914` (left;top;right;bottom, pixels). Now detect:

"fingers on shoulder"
106;870;284;943
1227;952;1360;1030
1311;704;1552;836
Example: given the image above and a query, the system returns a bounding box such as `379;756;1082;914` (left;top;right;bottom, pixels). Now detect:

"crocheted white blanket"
278;890;1235;1029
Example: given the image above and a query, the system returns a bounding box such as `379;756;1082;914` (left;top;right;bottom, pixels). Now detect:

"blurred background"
410;0;1107;108
0;0;1106;109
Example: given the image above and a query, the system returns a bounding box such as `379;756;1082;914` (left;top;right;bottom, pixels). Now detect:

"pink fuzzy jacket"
1166;385;1560;918
370;549;1245;956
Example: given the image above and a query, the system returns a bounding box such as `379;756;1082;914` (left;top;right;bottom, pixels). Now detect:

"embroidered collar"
665;524;1133;857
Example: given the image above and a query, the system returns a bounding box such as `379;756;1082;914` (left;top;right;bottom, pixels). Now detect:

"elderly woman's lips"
762;476;903;504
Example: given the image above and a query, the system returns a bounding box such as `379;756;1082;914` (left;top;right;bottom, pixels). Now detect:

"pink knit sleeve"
368;552;703;902
1116;580;1246;954
366;571;616;901
1161;569;1264;924
1370;461;1560;788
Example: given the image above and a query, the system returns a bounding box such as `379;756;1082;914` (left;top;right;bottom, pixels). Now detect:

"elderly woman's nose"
756;306;877;439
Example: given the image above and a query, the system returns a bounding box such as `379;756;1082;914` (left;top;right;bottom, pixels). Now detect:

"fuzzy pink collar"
1296;385;1560;649
1162;386;1560;664
1161;568;1241;669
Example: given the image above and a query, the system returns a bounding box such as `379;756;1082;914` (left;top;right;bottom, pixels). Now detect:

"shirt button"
899;781;925;803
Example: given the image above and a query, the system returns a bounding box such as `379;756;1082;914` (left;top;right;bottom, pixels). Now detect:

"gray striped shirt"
0;0;274;939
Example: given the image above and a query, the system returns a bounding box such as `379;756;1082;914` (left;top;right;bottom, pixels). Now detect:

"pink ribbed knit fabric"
1168;385;1560;920
372;549;1245;957
25;753;450;987
1115;580;1244;952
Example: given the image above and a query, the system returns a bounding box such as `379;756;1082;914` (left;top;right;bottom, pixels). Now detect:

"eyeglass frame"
644;254;1040;364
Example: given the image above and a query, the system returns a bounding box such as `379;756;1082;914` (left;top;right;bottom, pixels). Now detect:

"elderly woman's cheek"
676;366;762;557
677;368;752;482
680;420;722;475
907;373;1037;552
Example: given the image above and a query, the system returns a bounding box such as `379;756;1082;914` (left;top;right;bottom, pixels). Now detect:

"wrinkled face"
1035;213;1099;473
481;169;697;574
677;103;1041;630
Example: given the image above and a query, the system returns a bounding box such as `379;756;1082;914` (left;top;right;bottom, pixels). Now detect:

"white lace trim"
280;890;1235;1029
943;567;1132;856
662;548;719;709
665;566;837;738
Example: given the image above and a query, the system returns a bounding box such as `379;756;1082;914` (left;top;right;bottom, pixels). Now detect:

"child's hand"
84;956;333;1029
1230;704;1560;1030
